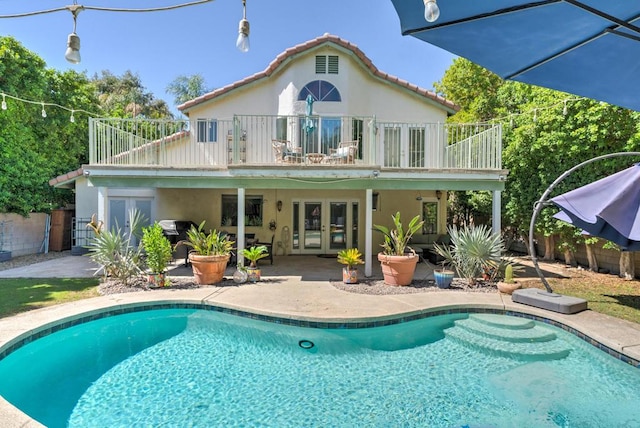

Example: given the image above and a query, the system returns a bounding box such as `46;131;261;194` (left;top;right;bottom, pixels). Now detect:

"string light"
0;91;101;120
488;97;586;125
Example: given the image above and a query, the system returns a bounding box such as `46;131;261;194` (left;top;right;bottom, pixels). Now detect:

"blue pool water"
0;308;639;427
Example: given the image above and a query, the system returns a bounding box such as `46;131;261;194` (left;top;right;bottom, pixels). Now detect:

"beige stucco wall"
154;188;445;255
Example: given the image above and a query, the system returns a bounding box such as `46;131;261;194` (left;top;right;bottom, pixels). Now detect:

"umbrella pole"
529;152;640;293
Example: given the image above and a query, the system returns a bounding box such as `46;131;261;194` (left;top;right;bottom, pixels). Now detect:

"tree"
166;74;210;107
92;70;173;119
0;37;101;215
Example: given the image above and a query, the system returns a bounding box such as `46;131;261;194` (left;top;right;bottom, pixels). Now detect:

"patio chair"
327;140;359;164
255;234;274;265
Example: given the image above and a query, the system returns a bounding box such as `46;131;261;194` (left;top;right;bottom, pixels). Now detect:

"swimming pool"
0;306;639;427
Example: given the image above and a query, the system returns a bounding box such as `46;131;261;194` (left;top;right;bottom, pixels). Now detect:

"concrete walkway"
1;255;640;427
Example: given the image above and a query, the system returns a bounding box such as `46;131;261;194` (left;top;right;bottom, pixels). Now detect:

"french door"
108;198;153;246
292;199;359;254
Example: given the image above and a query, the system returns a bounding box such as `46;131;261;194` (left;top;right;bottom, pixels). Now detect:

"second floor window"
197;119;217;143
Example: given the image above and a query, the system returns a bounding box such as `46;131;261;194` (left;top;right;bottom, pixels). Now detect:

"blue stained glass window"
298;80;341;102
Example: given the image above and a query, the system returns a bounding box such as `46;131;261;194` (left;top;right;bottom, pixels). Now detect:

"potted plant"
373;212;424;286
497;263;522;294
337;248;364;284
241;245;269;282
179;221;234;285
141;222;173;287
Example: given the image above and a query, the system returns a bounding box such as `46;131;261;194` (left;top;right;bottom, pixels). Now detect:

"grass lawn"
0;278;100;318
521;269;640;324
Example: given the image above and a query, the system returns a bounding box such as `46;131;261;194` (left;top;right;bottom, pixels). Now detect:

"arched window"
298;80;341;102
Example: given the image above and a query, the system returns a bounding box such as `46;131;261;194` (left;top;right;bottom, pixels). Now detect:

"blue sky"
1;0;455;112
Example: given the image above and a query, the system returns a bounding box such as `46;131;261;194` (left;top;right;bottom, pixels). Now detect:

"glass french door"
293;199;358;254
108;198;152;246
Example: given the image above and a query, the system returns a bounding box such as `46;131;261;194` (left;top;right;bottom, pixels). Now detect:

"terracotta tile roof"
49;167;84;187
178;34;458;113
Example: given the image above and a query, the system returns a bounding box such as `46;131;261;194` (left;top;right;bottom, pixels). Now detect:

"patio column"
492;190;501;236
365;188;373;277
97;187;107;225
238;188;245;265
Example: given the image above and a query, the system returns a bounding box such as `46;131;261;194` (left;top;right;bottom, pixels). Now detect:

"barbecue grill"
158;220;197;266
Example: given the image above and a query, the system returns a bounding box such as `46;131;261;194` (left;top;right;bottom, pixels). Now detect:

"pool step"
444;314;571;361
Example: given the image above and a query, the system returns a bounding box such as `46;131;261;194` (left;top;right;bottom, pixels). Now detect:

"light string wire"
0;0;215;19
486;96;587;126
0;91;103;119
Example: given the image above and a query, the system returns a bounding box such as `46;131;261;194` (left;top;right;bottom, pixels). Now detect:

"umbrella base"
512;288;588;314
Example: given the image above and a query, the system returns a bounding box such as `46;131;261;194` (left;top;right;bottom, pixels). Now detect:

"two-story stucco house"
50;34;507;276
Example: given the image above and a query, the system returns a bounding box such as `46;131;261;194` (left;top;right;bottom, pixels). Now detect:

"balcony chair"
326;140;359;164
272;139;303;163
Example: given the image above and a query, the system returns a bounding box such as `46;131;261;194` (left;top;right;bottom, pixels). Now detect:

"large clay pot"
377;253;419;286
189;254;230;285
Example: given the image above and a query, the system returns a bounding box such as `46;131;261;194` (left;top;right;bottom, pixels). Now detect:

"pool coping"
1;283;640;427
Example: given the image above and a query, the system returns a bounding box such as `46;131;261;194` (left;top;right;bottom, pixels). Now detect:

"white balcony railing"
89;116;502;170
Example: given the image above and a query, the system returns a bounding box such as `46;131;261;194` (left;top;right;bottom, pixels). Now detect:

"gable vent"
315;56;326;74
328;55;339;74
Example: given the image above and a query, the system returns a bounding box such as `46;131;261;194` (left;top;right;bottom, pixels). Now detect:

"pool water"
1;309;639;427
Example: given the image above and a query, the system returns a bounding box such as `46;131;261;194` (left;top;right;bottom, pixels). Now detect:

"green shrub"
142;222;173;273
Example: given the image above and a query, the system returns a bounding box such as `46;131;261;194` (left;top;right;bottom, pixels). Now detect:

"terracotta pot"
377;253;419;286
497;281;521;294
342;267;358;284
189;254;230;285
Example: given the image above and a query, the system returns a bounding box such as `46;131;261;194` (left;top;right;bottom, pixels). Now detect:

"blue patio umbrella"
551;163;640;250
390;1;640;111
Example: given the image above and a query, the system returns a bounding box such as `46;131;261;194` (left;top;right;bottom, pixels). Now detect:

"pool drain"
298;339;314;349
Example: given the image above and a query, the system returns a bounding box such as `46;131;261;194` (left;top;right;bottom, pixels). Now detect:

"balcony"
89;115;502;171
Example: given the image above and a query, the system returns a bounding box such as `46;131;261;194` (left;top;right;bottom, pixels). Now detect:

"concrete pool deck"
1;255;640;427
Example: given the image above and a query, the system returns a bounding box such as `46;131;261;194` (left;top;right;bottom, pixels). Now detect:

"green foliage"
86;209;146;286
0;36;101;215
142;223;173;273
241;245;268;267
434;225;505;285
373;212;424;256
337;248;365;270
166;74;210;107
180;221;234;256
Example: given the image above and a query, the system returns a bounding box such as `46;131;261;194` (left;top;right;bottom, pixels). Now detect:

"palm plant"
337;248;365;270
180;221;234;256
373;212;424;256
434;224;505;286
242;245;269;267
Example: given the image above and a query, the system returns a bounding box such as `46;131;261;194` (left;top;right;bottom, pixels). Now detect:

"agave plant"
434;224;505;286
87;209;146;286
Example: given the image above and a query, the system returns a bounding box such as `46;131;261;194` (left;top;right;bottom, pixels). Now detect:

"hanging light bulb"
236;0;250;53
562;100;568;116
1;94;6;111
41;103;47;118
65;5;82;64
423;0;440;23
70;110;75;123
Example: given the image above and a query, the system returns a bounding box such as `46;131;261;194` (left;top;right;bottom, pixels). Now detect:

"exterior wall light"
435;190;442;200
